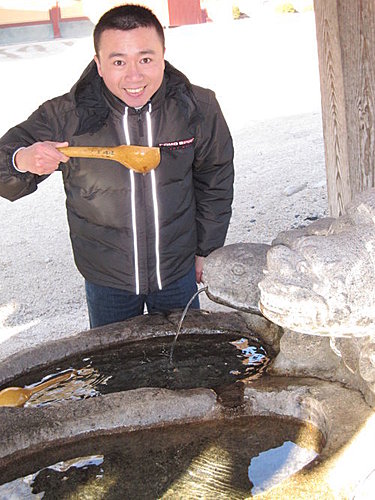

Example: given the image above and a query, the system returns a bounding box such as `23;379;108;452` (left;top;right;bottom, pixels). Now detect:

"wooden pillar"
314;0;375;216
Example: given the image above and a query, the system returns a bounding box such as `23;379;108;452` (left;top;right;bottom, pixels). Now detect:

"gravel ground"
0;12;327;361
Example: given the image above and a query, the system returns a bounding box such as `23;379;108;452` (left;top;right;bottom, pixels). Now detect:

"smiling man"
0;5;234;328
94;25;165;107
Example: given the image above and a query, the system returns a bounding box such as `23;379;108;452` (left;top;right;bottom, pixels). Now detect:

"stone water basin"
1;413;323;498
1;332;269;408
1;311;375;498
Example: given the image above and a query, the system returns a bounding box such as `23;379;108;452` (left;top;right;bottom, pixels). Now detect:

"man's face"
95;27;165;108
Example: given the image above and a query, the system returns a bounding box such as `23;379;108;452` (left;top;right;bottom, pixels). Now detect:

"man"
0;5;234;328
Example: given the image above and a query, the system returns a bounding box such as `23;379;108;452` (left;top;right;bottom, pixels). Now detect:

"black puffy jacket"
0;61;234;294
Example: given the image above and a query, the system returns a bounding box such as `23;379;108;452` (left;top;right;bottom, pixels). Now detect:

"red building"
0;1;210;46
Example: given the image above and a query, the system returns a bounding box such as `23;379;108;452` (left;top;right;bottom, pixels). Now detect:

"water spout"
169;286;208;364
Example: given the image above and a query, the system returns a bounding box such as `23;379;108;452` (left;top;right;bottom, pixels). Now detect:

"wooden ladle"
58;145;160;174
0;370;76;408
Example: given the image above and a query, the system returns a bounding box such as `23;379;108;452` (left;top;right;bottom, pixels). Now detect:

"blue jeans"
85;266;200;328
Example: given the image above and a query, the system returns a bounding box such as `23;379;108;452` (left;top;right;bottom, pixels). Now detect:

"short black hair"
94;4;165;54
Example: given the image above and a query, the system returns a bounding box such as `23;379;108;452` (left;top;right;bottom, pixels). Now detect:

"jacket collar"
73;60;201;135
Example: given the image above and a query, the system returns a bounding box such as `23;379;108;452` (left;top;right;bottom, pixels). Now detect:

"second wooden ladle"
0;369;76;407
58;145;161;174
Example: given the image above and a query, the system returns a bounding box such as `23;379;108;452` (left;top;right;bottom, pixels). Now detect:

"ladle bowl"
0;370;76;407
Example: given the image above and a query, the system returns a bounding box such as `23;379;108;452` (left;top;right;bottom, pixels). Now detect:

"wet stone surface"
0;415;323;499
1;334;270;407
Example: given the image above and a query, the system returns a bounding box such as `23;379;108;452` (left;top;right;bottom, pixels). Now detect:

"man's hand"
195;255;205;284
14;141;70;175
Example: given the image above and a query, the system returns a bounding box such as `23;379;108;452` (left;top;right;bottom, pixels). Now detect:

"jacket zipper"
123;105;162;294
136;109;144;138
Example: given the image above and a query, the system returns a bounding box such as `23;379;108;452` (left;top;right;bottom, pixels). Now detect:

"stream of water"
169;286;208;364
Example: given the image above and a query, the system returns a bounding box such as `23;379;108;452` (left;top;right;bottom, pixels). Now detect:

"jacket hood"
72;60;202;136
72;60;109;136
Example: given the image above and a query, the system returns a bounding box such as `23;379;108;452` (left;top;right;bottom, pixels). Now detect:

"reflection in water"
248;441;319;494
26;364;111;407
0;416;323;499
4;334;270;408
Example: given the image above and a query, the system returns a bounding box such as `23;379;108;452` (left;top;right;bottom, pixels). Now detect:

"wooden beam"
314;0;375;216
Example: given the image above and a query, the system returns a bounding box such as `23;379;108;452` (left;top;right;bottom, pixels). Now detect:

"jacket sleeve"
0;101;64;202
193;90;234;257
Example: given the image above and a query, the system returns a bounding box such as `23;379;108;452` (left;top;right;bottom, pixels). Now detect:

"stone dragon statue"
203;188;375;406
258;188;375;337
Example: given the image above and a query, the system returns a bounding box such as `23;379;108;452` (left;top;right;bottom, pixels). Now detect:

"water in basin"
0;415;323;499
2;334;270;407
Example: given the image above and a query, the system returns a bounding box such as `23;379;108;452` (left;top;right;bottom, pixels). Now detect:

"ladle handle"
29;370;75;395
58;146;116;162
